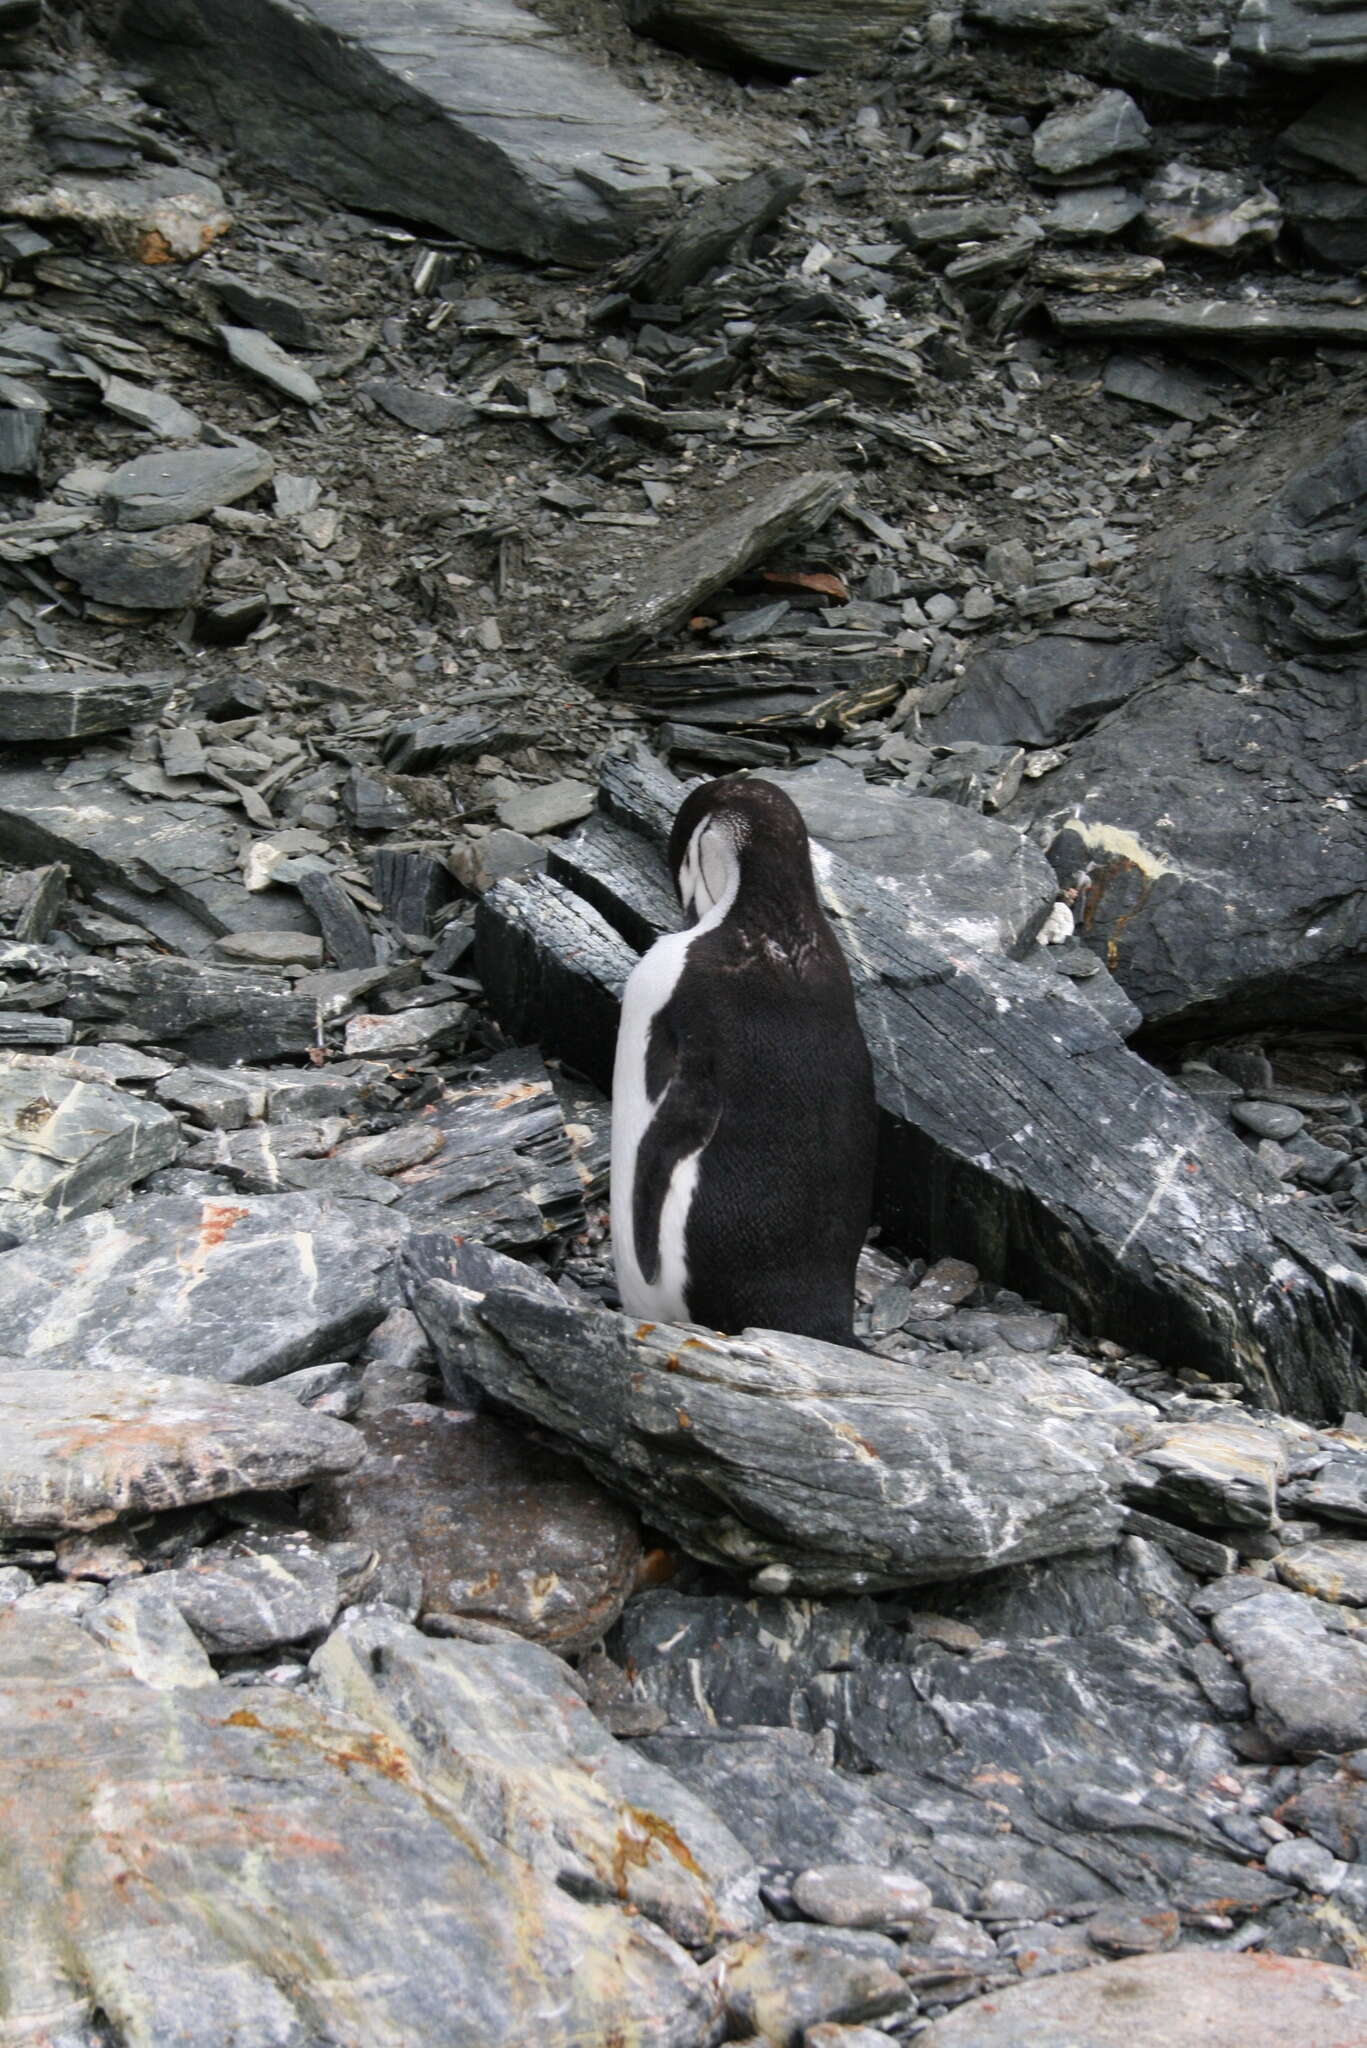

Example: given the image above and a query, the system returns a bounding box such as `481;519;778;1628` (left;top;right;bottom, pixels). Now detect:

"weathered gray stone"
154;1545;345;1654
1133;1417;1286;1529
343;1000;470;1057
1233;0;1367;71
23;948;320;1063
792;1866;934;1929
0;1367;362;1535
497;778;596;836
0;666;174;741
1276;1539;1367;1607
313;1612;762;1948
220;323;321;405
1031;91;1151;180
120;0;746;265
102;440;273;531
919;1950;1367;2045
0;1057;183;1242
1048;295;1367;347
621;166;805;301
716;1923;909;2041
566;470;851;678
0;1192;403;1384
155;1060;384;1131
86;1580;219;1689
1142;161;1281;255
310;1404;641;1652
0;1608;720;2046
1213;1584;1367;1754
402;1236;1127;1592
624;0;923;73
928;636;1172;750
51;524;212;609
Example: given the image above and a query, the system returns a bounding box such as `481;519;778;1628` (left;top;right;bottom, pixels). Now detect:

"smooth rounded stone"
717;1923;910;2044
1263;1835;1346;1892
102;439;273;531
0;665;177;742
1085;1903;1180;1954
50;523;212;609
995;1919;1094;1978
309;1404;641;1653
917;1950;1367;2045
314;1612;762;1950
0;1368;362;1535
976;1878;1048;1920
213;929;324;967
792;1866;934;1929
1232;1099;1307;1141
0;1608;719;2048
1276;1538;1367;1606
0;1191;404;1384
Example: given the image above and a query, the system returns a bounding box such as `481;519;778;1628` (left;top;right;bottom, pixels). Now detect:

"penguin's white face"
677;815;741;925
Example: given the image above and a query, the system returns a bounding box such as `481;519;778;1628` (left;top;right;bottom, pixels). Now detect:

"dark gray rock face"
1232;0;1367;70
1015;424;1367;1037
309;1403;642;1652
102;440;273;530
0;1055;183;1239
51;525;212;609
1031;91;1151;181
402;1236;1128;1592
0;1368;362;1534
477;753;1367;1419
624;0;925;75
16;947;319;1063
930;635;1172;748
0;667;174;741
314;1613;763;1950
1213;1585;1367;1755
761;757;1059;956
0;1608;722;2047
120;0;746;265
0;1191;403;1383
716;1922;908;2038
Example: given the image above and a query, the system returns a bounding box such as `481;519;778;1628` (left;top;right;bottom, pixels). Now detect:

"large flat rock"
2;943;319;1064
1013;422;1367;1035
0;666;174;741
624;0;927;74
0;1191;404;1384
401;1236;1128;1592
0;1609;719;2048
919;1950;1367;2046
120;0;748;265
0;1055;183;1241
0;1368;362;1534
475;751;1367;1420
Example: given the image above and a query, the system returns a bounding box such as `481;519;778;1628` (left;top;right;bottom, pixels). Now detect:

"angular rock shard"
0;1191;404;1384
0;1054;183;1240
625;0;927;75
475;751;1367;1418
0;667;174;742
0;1368;362;1535
119;0;747;265
401;1235;1127;1592
0;1609;720;2048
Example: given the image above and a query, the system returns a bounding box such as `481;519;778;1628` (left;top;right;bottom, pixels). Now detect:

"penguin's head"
668;776;815;925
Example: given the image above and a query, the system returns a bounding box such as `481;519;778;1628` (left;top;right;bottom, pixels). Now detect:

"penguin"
610;773;877;1346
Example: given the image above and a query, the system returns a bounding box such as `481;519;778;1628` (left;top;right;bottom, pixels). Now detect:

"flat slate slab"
0;1191;404;1384
0;1055;183;1240
0;1368;363;1534
120;0;748;265
102;440;273;531
0;667;174;741
2;943;319;1064
402;1236;1129;1593
0;1608;719;2048
920;1950;1367;2046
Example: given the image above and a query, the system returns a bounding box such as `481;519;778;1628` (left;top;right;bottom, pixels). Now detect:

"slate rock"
1134;1417;1286;1528
1277;1539;1367;1607
314;1611;762;1950
716;1923;908;2042
87;1579;219;1688
120;0;747;265
622;165;805;302
343;1000;469;1057
567;469;851;678
102;440;273;531
918;1950;1367;2045
480;752;1367;1417
1232;0;1367;71
497;777;596;836
362;376;475;434
761;758;1058;956
293;865;375;968
51;952;319;1063
220;323;321;405
0;1056;182;1240
1284;179;1367;271
1213;1585;1367;1754
791;1866;933;1929
929;635;1171;749
51;524;212;610
0;1191;403;1384
154;1544;345;1654
1280;77;1367;182
623;0;924;75
310;1403;641;1652
1044;185;1145;240
1096;25;1266;101
967;0;1107;29
1047;296;1367;347
0;1608;719;2046
0;666;174;741
1102;355;1217;422
1142;161;1281;255
0;1367;362;1535
1031;91;1151;181
1016;422;1367;1035
402;1236;1126;1592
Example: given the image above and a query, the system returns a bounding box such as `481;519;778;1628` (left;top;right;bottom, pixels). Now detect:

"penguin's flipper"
632;1038;720;1288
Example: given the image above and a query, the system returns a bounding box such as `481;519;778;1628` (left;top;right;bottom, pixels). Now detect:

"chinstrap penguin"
611;774;877;1345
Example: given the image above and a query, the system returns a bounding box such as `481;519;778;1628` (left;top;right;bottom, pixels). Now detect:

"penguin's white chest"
610;930;696;1323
